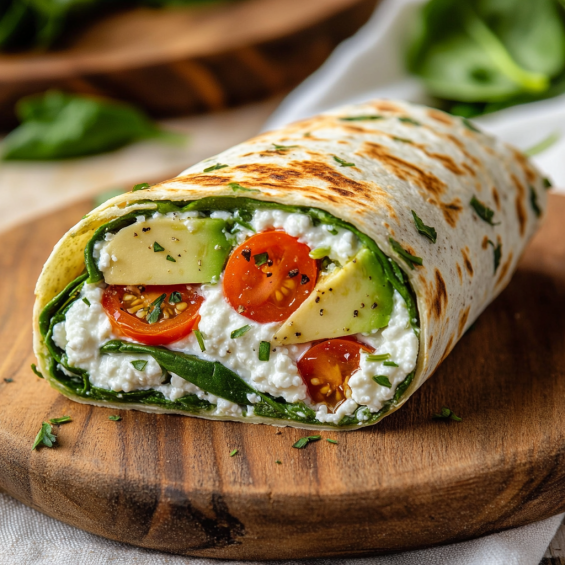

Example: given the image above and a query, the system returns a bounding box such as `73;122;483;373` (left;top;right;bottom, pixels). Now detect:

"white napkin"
0;492;561;565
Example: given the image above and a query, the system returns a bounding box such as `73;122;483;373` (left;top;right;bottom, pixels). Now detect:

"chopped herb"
108;415;122;421
229;182;260;193
529;186;542;217
524;132;560;157
367;353;390;362
273;144;298;151
31;363;44;379
487;240;502;273
254;252;269;266
49;416;71;425
389;238;423;269
399;117;421;126
340;115;384;121
462;119;481;133
259;341;271;361
32;422;57;450
300;274;310;285
231;325;251;339
327;226;339;235
166;255;176;262
411;210;437;243
169;291;182;304
383;361;399;367
153;241;165;252
293;435;322;449
326;438;339;444
203;163;228;172
543;177;553;189
132;182;150;192
4;378;13;383
393;136;412;143
333;155;355;167
230;449;239;457
433;407;462;422
373;375;392;388
288;268;299;278
131;360;147;371
82;297;91;307
309;247;330;260
470;196;499;225
194;330;206;352
275;459;282;464
147;293;166;324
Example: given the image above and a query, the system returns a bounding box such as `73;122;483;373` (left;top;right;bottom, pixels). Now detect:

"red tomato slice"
297;339;373;411
223;231;318;323
102;284;203;346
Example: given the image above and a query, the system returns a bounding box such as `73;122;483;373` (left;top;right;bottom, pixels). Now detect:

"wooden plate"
0;0;378;129
1;194;564;559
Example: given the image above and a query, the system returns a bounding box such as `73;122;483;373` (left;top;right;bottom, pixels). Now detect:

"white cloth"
0;492;562;565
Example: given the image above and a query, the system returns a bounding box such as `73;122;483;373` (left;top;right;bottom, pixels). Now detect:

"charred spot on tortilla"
461;248;474;277
492;187;501;210
426;109;454;126
432;269;448;320
458;306;471;338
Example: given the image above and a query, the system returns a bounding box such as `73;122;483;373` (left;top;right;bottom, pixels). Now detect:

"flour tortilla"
33;100;547;428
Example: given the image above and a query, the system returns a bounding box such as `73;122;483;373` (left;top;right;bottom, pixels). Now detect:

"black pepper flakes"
142;227;151;232
315;296;320;303
320;309;324;316
267;259;274;267
295;332;302;337
353;310;359;317
288;269;299;278
241;248;251;262
371;303;377;309
266;272;273;278
300;274;310;285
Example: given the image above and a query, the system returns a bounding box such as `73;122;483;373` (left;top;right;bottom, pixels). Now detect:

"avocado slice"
102;217;230;284
273;248;394;345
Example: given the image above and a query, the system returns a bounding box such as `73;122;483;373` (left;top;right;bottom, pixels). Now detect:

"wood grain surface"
0;194;564;559
0;0;378;130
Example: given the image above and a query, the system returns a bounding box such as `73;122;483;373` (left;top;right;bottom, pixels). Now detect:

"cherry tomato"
223;231;318;323
102;284;203;346
297;339;373;411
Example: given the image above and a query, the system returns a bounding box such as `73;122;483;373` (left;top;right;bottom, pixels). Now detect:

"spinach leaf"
2;91;183;160
408;0;565;112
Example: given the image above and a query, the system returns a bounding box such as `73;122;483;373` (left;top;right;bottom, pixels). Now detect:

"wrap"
32;100;547;430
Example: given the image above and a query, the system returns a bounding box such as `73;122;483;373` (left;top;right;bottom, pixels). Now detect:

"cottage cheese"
54;209;418;424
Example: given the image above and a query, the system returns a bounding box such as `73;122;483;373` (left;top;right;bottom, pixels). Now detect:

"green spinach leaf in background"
408;0;565;117
2;91;184;160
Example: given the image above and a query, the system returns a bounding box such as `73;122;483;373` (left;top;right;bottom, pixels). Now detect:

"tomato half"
223;231;318;323
102;284;203;346
297;339;373;411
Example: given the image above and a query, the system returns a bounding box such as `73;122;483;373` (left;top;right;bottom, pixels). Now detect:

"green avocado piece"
273;248;394;345
102;217;230;284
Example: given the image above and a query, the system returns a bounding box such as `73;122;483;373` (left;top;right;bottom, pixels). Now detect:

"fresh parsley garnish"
273;144;298;151
529;186;542;217
230;449;239;457
543;177;553;189
231;325;251;339
326;438;339;444
147;293;166;324
31;363;44;379
229;182;260;193
383;361;399;367
366;353;390;362
373;375;392;388
398;117;421;126
32;422;57;450
487;240;502;273
166;255;176;262
131;360;147;371
254;252;269;266
108;415;122;421
4;378;13;383
389;238;423;269
292;435;322;449
470;196;499;225
327;226;338;235
49;416;72;425
82;297;91;306
259;341;271;361
340;115;383;121
194;330;206;352
275;459;282;464
333;155;355;167
132;182;150;192
203;163;228;172
433;407;462;422
411;210;437;243
169;291;182;303
153;241;165;252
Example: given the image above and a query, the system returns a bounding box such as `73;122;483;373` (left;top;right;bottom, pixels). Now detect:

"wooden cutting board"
0;0;378;129
1;193;565;560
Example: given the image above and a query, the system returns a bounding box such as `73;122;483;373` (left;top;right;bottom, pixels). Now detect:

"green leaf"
153;242;165;252
82;297;91;307
32;422;57;450
309;247;331;260
253;252;269;266
166;255;176;262
340;115;384;121
108;415;122;421
373;375;392;388
383;361;399;367
529;186;542;217
147;293;166;324
470;196;499;225
292;435;322;449
31;363;44;379
333;155;355;167
273;144;298;151
169;291;182;304
259;341;271;362
432;406;462;422
2;91;178;161
230;449;239;457
204;163;228;172
131;360;148;371
49;416;72;425
132;183;151;192
326;438;339;444
366;353;390;362
231;325;251;339
194;330;206;352
411;210;437;243
275;459;282;464
229;182;260;193
487;239;502;274
389;238;423;270
543;177;553;189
